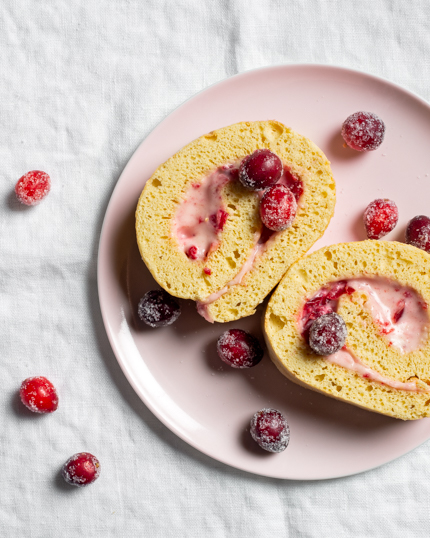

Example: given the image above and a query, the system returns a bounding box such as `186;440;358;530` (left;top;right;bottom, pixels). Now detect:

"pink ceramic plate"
98;65;430;480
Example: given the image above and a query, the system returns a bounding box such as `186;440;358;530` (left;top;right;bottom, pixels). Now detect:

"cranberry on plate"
217;329;263;368
19;376;58;414
137;290;181;327
15;170;51;205
363;199;398;240
260;184;297;231
308;312;347;356
238;149;283;190
341;111;385;151
62;452;101;487
405;215;430;253
250;408;290;453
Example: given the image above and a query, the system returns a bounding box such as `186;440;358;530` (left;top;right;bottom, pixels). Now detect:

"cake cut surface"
136;120;335;323
264;240;430;420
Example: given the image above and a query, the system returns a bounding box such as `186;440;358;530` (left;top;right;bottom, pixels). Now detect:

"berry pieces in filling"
299;277;429;391
341;111;385;151
363;199;398;240
173;165;235;262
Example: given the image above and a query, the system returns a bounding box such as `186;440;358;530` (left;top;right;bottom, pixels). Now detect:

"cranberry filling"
300;280;354;339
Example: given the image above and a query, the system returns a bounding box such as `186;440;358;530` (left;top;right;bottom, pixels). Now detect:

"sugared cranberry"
62;452;100;487
19;376;58;414
217;329;263;368
405;215;430;252
239;149;283;190
250;408;290;453
341;111;385;151
308;312;347;355
137;290;181;327
15;170;51;205
363;199;398;239
260;185;297;231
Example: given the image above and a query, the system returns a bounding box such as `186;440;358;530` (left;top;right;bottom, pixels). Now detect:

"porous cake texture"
264;240;430;420
136;120;335;322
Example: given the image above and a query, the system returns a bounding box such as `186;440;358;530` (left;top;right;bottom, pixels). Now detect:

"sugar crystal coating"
137;290;181;327
217;328;263;368
341;111;385;151
250;408;290;452
19;376;58;414
260;184;297;231
238;149;282;190
363;199;398;239
15;170;51;205
62;452;101;487
308;312;347;355
406;215;430;253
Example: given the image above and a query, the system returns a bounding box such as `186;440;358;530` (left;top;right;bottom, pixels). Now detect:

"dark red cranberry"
239;149;283;190
15;170;51;205
308;313;347;355
62;453;100;487
137;290;181;327
405;215;430;252
260;185;297;231
217;329;263;368
282;168;304;201
250;408;290;453
341;111;385;151
392;299;405;323
363;199;398;239
19;376;58;413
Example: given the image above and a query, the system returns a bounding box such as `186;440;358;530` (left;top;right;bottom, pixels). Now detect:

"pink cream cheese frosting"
172;158;304;322
299;277;429;392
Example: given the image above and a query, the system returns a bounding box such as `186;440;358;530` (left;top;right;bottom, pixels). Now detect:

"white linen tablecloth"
2;1;430;536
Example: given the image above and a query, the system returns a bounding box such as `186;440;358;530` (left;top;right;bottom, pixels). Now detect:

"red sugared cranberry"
62;452;100;487
15;170;51;205
260;185;297;231
250;408;290;453
405;215;430;253
341;111;385;151
19;376;58;414
239;149;283;190
137;290;181;327
217;329;263;368
308;313;347;355
363;199;398;239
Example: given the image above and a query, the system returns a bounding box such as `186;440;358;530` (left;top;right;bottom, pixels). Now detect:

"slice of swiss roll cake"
264;240;430;420
136;120;335;323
